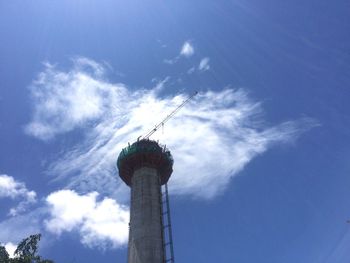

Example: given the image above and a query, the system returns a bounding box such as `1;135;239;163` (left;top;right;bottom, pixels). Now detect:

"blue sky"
0;0;350;262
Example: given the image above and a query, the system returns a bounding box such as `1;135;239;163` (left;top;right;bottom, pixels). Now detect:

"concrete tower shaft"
117;140;174;263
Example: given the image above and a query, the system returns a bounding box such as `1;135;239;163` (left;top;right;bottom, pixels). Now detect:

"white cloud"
163;58;177;65
198;57;210;71
0;174;37;216
4;242;16;258
187;67;195;74
45;190;129;249
25;57;127;140
0;174;29;198
25;58;318;200
180;41;194;57
164;41;195;64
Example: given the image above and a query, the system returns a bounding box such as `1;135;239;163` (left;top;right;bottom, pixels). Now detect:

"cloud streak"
17;57;318;250
26;58;318;200
198;57;210;71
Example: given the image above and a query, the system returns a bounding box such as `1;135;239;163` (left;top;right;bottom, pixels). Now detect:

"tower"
117;139;173;263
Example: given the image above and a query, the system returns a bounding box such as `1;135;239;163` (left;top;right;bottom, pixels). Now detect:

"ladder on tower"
161;183;175;263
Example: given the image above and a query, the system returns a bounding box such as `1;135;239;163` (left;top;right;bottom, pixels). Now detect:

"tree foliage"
0;234;54;263
0;246;9;263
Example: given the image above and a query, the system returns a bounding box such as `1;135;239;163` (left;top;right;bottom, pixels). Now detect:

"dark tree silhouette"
0;246;9;263
0;234;54;263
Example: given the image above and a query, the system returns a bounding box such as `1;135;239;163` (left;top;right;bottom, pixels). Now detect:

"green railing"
117;140;173;168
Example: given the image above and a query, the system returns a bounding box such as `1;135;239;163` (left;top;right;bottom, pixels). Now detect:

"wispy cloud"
0;174;37;216
45;190;129;249
164;41;195;64
26;58;318;200
0;209;42;245
24;57;125;140
180;41;194;57
18;57;318;250
187;57;210;74
187;67;196;74
198;57;210;71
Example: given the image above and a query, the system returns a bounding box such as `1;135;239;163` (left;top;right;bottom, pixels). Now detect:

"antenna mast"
141;91;198;140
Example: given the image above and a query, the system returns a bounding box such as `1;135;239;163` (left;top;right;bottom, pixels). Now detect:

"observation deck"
117;139;174;186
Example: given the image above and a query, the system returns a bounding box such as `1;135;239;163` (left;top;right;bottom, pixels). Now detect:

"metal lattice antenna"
140;91;198;140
